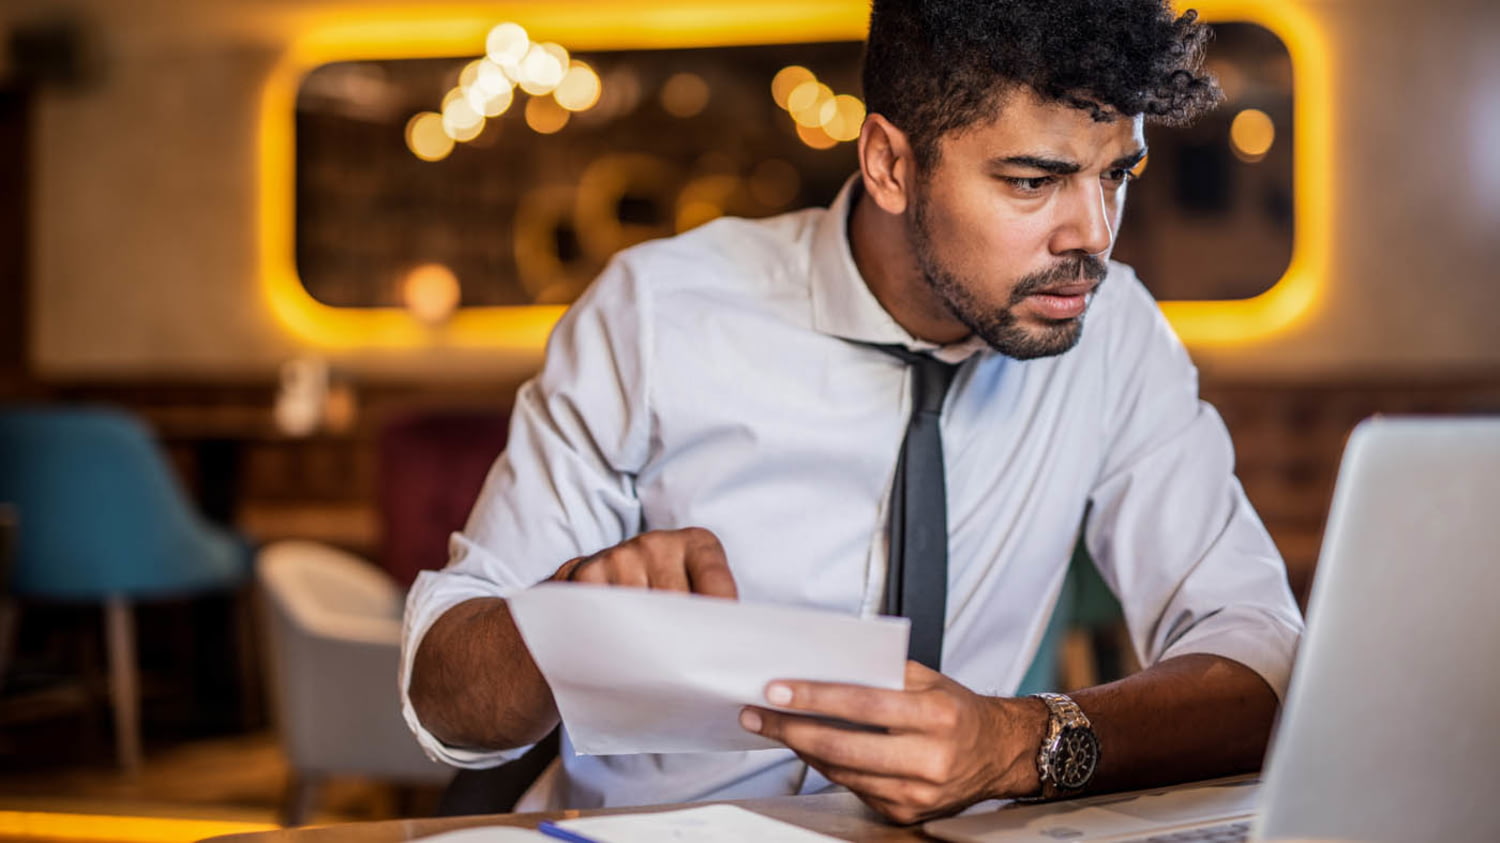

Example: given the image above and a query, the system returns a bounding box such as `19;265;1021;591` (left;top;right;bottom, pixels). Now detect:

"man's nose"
1055;180;1115;257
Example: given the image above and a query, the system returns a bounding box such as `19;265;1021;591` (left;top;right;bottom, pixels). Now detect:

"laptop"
925;416;1500;842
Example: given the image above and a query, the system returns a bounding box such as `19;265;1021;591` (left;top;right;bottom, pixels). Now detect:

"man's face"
906;88;1146;359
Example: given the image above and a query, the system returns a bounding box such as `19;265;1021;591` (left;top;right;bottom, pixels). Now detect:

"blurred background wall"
0;0;1495;381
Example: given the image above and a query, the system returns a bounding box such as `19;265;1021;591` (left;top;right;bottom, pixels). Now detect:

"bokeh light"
661;72;710;118
525;94;571;134
554;62;603;112
463;81;490;114
796;121;838;150
518;43;566;95
822;94;866;142
401;263;462;324
475;60;511;96
791;83;834;128
1230;108;1275;162
477;84;514;118
771;66;864;147
540;42;570;70
441;89;485;141
771;65;815;110
786;79;823;116
404;112;453;162
485;23;530;71
458;59;484;92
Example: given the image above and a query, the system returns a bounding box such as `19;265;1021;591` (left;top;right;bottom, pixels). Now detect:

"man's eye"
1104;168;1138;184
1002;176;1055;194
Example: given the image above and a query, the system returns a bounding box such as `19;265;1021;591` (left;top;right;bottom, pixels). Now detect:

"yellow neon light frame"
259;0;1329;350
0;810;276;842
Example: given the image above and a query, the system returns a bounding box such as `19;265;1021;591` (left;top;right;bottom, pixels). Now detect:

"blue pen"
537;820;602;843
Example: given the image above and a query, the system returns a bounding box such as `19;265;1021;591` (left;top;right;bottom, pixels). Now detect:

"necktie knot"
862;343;959;416
911;355;958;415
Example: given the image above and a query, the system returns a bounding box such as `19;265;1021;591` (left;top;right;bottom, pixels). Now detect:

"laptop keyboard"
1120;819;1252;842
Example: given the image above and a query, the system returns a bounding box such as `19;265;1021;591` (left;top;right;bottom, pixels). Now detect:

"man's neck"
846;186;970;346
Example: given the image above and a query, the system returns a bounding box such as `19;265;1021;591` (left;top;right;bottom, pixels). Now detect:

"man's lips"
1027;280;1098;298
1024;280;1098;320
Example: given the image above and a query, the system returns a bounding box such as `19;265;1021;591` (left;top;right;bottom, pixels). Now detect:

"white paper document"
552;804;843;841
507;583;910;755
408;805;842;843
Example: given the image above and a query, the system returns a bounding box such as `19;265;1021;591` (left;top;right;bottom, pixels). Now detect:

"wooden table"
205;792;939;842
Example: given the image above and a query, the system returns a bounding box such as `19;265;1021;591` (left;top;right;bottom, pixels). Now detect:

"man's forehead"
956;90;1146;164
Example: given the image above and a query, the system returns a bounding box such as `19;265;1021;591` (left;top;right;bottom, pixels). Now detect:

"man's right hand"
410;527;736;752
550;527;738;599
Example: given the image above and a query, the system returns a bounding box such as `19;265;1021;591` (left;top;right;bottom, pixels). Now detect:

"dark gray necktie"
867;344;959;671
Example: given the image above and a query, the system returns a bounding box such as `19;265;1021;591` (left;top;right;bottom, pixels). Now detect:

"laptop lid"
1254;415;1500;842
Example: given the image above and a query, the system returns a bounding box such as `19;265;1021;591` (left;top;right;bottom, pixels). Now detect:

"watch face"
1054;726;1100;790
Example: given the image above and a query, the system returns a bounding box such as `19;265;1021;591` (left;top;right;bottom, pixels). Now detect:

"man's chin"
982;316;1085;360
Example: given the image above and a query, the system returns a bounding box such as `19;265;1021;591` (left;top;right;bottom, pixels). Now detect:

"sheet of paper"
507;583;909;755
411;827;551;842
552;804;843;842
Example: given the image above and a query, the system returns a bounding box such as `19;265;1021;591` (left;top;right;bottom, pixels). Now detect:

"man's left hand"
740;661;1048;825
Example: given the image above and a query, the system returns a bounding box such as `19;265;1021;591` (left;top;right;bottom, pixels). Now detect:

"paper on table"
411;827;551;842
507;583;909;755
552;804;844;842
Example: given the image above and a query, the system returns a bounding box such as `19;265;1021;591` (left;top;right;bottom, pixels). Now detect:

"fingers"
798;758;949;826
553;527;737;599
742;707;946;780
904;659;943;689
742;674;1010;823
680;527;738;599
759;674;955;733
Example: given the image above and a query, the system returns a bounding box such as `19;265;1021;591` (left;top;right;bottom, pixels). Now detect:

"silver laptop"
926;416;1500;843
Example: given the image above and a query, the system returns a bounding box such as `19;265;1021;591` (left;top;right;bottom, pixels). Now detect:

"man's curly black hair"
862;0;1222;167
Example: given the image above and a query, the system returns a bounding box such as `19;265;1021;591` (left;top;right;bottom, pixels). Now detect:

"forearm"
408;597;559;751
1067;652;1278;794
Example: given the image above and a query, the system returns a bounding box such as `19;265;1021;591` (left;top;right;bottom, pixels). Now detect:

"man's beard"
908;193;1109;360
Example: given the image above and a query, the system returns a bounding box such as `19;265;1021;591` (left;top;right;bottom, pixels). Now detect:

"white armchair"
257;540;452;825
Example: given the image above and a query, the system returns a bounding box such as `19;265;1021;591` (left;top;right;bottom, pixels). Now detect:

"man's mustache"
1010;255;1109;302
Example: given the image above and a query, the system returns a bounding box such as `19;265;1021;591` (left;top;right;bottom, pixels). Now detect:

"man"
402;0;1304;824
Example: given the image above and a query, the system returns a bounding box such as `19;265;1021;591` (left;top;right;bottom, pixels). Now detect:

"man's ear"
858;113;916;215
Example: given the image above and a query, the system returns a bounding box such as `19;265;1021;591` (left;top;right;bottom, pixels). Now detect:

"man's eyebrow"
989;148;1149;175
1110;148;1149;171
990;155;1080;175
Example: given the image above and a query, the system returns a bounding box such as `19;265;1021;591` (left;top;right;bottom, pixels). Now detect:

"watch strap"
1031;692;1094;798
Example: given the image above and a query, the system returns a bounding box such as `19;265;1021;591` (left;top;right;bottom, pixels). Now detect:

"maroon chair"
377;409;560;817
376;409;510;589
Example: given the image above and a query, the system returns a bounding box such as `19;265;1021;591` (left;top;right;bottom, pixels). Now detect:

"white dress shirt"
400;178;1304;810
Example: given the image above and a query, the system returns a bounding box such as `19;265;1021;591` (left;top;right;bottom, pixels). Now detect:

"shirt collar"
808;175;989;365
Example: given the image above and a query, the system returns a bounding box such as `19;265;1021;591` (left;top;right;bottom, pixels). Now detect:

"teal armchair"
0;405;252;773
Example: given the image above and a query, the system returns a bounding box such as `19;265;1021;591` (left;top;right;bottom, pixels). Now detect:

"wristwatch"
1031;692;1100;798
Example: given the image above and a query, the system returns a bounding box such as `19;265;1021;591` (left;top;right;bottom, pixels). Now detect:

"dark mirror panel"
294;23;1292;310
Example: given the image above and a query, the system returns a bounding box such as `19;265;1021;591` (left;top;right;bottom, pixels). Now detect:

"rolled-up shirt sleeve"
400;255;653;767
1084;274;1304;701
